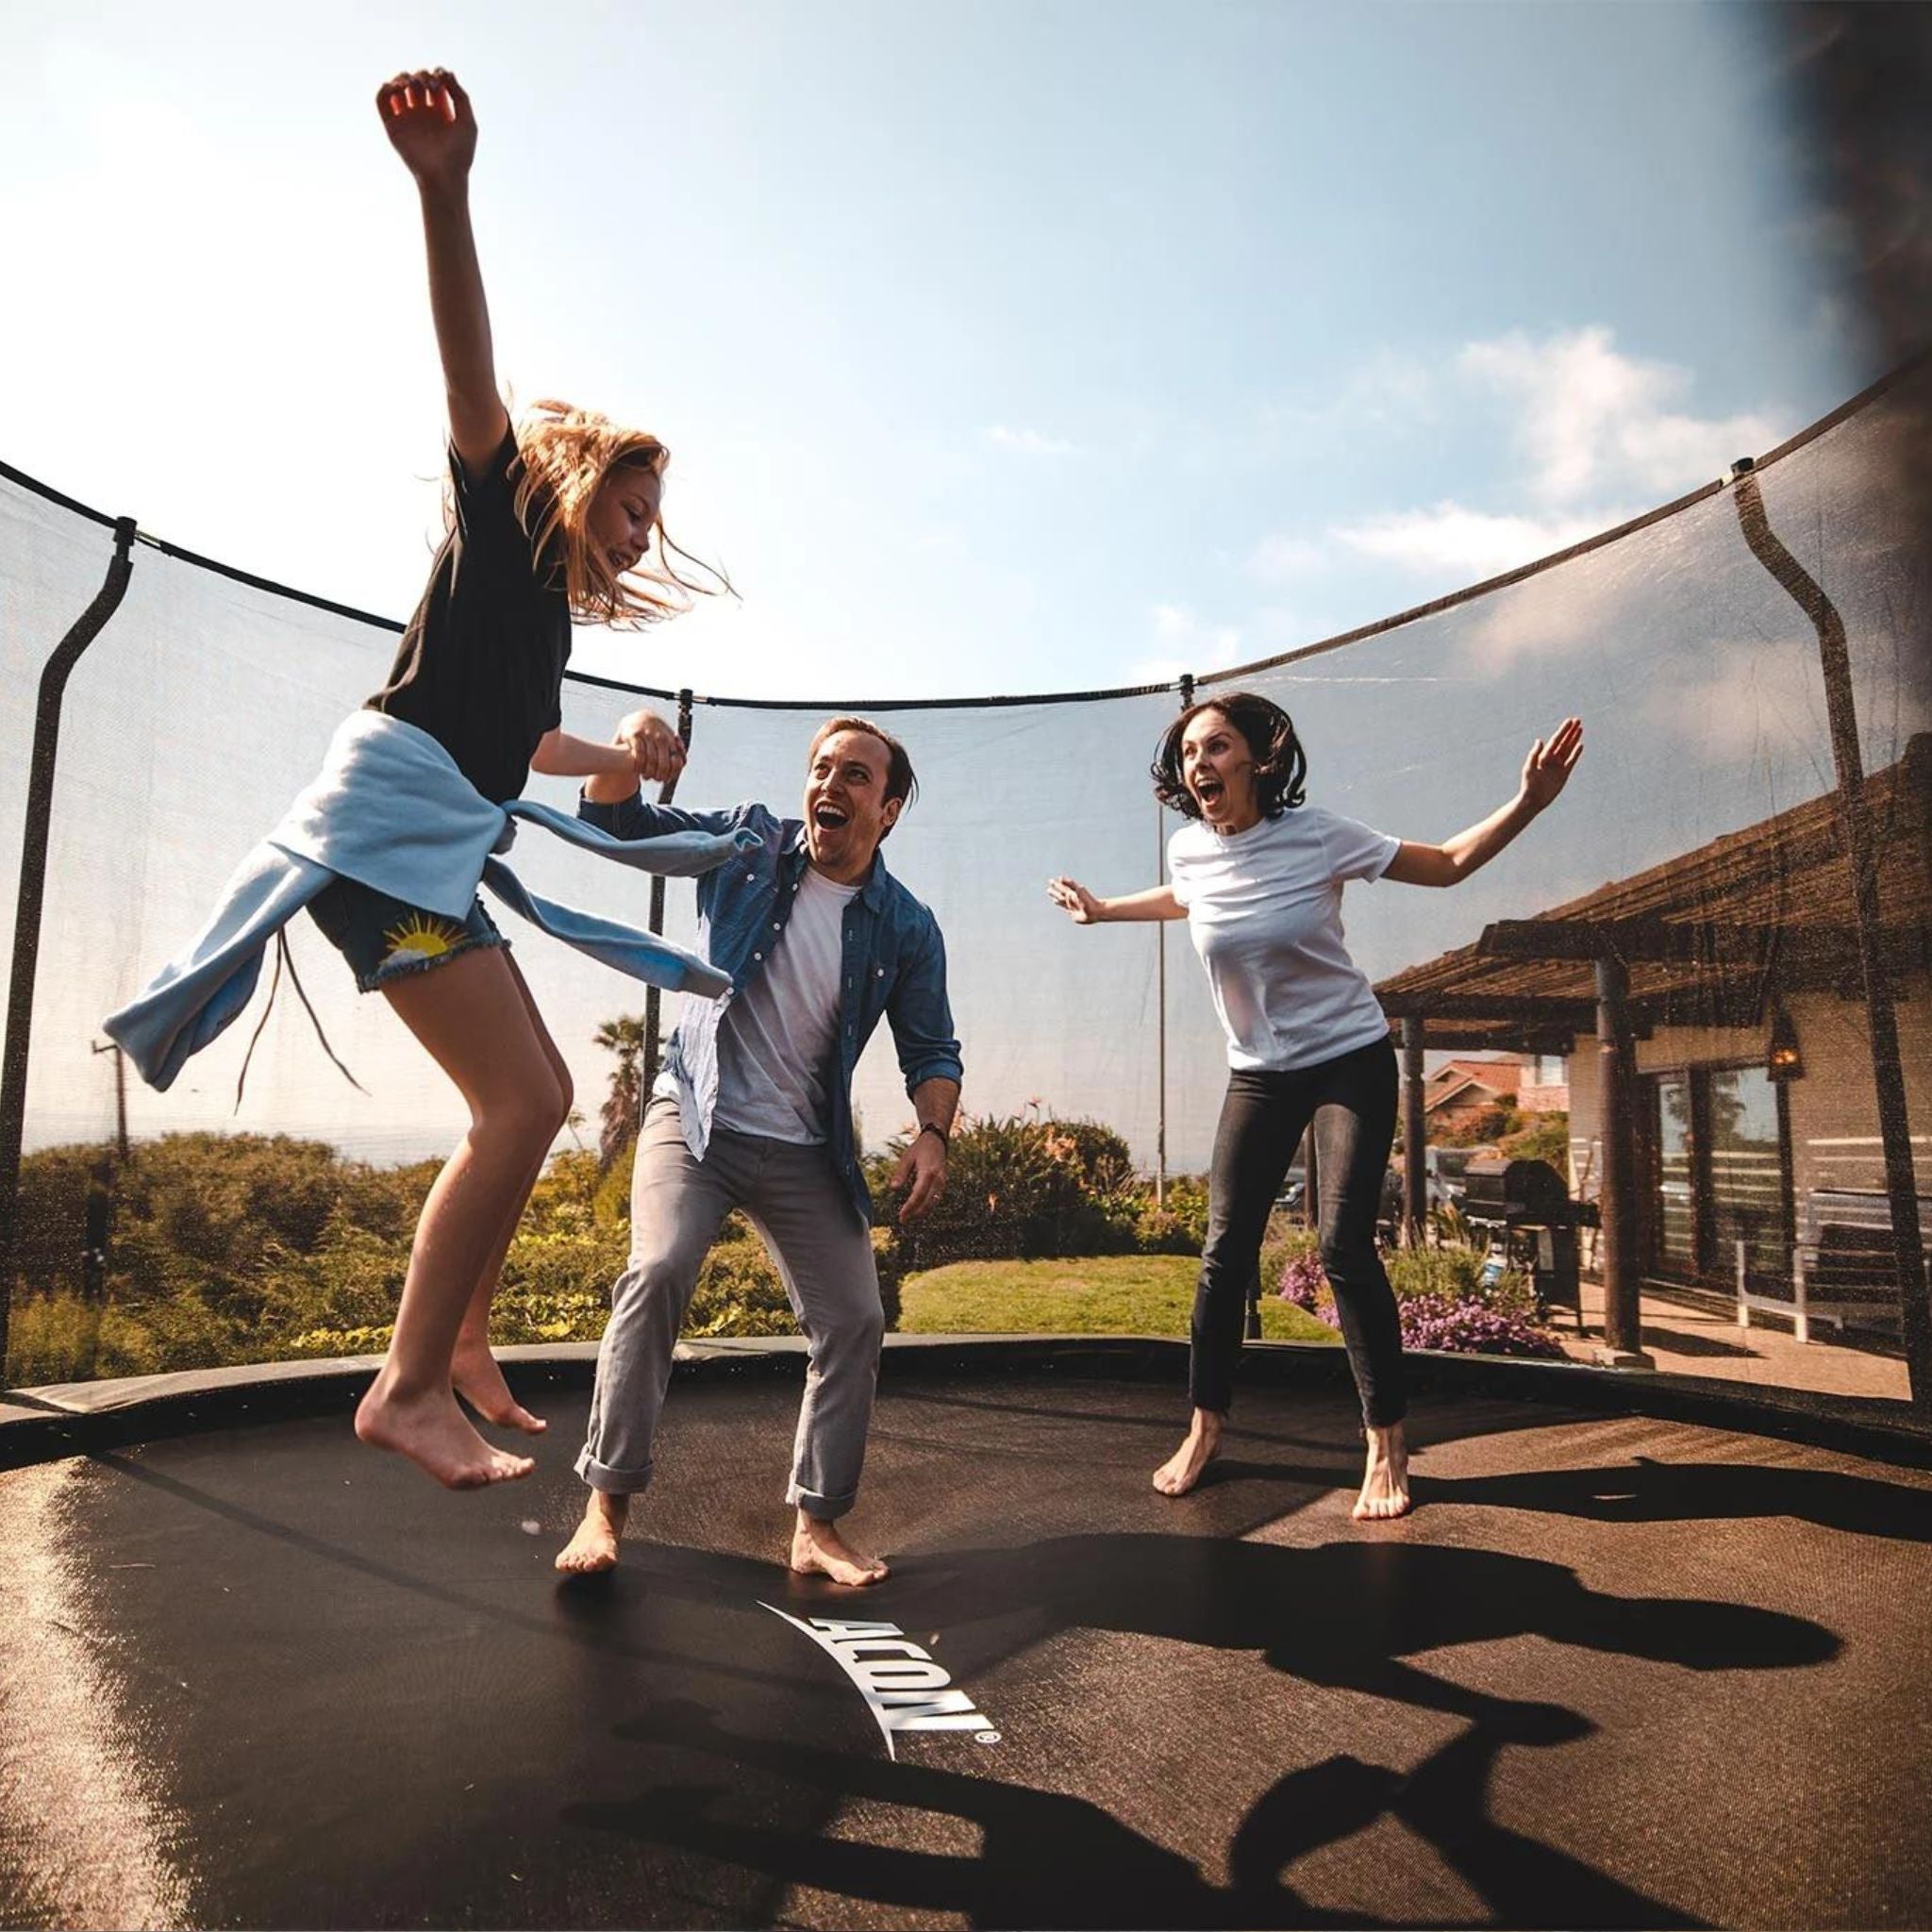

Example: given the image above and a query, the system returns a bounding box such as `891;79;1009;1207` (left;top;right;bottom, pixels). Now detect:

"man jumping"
557;712;962;1584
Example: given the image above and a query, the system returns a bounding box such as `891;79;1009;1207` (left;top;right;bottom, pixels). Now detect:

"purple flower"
1396;1293;1565;1359
1276;1252;1334;1321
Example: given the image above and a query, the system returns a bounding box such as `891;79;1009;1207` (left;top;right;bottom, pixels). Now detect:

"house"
1423;1058;1522;1133
1374;734;1931;1344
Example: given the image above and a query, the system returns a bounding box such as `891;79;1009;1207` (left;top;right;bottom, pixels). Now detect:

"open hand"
1520;717;1583;813
377;69;475;189
616;708;687;787
1047;876;1102;924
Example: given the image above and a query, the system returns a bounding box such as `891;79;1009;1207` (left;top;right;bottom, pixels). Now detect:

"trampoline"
4;1341;1931;1930
6;46;1932;1924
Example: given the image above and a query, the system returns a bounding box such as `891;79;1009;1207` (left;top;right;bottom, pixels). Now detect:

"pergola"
1374;732;1932;1356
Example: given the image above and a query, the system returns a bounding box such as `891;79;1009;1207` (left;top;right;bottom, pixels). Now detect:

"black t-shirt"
368;430;572;804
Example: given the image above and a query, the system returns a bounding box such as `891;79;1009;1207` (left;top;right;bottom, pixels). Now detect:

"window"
1641;1063;1792;1290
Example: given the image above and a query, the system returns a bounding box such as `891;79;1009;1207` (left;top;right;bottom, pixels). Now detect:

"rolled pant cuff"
787;1482;858;1519
575;1447;656;1494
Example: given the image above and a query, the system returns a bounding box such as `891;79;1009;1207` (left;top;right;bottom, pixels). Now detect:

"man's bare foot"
791;1512;890;1586
354;1381;535;1490
555;1491;629;1575
1352;1422;1411;1521
451;1338;547;1435
1153;1409;1223;1496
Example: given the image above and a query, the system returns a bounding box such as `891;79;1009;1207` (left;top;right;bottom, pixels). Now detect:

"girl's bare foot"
354;1381;535;1489
1353;1422;1411;1521
791;1513;890;1586
555;1491;628;1574
1153;1409;1223;1496
451;1338;547;1435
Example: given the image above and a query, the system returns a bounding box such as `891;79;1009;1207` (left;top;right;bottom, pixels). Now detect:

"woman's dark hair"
1152;691;1307;821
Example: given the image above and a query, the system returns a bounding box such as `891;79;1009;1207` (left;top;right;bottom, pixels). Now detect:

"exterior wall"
1563;988;1932;1212
1518;1078;1570;1115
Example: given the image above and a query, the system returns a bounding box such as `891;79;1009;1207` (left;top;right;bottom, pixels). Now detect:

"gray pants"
576;1094;884;1517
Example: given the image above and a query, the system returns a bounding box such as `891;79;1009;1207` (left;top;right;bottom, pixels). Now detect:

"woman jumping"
1049;694;1581;1519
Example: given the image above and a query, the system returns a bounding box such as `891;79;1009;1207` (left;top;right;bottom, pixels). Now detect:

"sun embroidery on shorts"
380;913;466;970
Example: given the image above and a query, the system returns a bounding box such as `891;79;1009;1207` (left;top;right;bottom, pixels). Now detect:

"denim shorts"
307;876;508;993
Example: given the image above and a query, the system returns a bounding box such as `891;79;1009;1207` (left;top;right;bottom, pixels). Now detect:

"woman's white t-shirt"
1168;804;1400;1073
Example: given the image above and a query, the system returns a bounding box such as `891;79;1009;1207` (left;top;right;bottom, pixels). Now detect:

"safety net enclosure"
1;356;1928;1409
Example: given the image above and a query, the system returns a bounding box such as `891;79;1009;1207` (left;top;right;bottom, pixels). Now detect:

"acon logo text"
759;1606;1000;1759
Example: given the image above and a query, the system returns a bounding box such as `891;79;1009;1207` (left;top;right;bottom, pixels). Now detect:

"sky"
0;0;1868;707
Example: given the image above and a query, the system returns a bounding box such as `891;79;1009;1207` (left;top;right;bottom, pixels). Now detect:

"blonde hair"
508;398;729;625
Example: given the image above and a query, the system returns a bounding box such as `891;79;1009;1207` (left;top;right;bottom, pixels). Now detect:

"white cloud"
1458;326;1781;507
1640;635;1825;759
1122;655;1193;687
985;424;1075;457
1151;603;1242;665
1332;502;1616;582
1230;328;1793;679
1244;532;1326;583
1462;557;1624;675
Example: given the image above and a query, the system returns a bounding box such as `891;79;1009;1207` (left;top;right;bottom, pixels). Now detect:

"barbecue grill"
1460;1154;1593;1322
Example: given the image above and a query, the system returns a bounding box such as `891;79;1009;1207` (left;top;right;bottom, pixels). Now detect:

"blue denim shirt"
580;793;963;1225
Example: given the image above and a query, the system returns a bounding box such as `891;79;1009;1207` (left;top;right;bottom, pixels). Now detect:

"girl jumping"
338;68;713;1488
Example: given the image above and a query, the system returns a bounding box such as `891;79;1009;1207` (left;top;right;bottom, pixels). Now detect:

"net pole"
0;516;137;1383
640;690;695;1106
1156;674;1193;1209
1731;467;1932;1409
1156;791;1167;1211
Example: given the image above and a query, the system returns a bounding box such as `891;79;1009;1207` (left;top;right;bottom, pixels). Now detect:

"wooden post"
1401;1016;1427;1246
1593;956;1649;1365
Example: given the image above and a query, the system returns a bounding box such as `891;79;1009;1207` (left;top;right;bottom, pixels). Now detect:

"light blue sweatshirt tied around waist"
104;709;758;1091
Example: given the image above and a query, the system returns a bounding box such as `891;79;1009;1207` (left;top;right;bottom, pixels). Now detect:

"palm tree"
593;1015;647;1171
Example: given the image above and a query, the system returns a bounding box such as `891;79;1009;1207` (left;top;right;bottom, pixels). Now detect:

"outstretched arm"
1382;717;1583;888
571;708;690;796
377;67;509;477
1047;877;1185;924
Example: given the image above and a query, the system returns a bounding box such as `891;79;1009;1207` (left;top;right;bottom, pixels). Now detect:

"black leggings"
1191;1036;1406;1427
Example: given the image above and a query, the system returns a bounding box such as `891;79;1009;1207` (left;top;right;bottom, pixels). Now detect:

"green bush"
872;1108;1204;1271
1501;1111;1572;1170
4;1291;102;1386
6;1133;820;1383
1134;1173;1210;1253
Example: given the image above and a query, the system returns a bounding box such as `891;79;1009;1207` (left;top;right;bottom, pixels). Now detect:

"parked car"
1274;1166;1406;1239
1424;1144;1499;1213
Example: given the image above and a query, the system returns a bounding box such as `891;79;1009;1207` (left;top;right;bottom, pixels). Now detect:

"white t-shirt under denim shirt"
710;864;861;1142
1168;804;1401;1073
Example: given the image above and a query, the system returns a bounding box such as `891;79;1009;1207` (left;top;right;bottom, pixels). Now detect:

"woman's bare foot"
791;1512;890;1586
555;1491;629;1574
451;1338;547;1435
1352;1422;1411;1521
1153;1409;1224;1496
354;1380;535;1489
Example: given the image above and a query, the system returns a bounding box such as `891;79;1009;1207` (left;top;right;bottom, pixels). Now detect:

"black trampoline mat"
4;1367;1931;1929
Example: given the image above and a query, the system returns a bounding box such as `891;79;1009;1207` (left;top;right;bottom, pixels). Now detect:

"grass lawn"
897;1254;1340;1343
